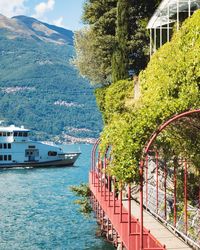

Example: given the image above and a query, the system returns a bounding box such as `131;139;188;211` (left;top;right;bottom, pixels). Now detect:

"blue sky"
0;0;85;31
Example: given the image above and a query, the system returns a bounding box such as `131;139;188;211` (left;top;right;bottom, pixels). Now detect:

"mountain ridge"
0;15;102;142
12;15;74;45
0;14;73;45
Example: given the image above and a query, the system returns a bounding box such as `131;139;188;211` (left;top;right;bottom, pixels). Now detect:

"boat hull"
0;153;81;168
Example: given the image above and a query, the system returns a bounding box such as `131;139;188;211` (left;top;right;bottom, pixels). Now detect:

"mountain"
0;14;73;45
12;15;74;45
0;15;102;142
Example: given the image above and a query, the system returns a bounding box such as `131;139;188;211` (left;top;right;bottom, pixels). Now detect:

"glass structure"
147;0;200;54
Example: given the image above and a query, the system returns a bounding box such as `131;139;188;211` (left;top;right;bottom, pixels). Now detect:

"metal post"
160;25;162;47
108;174;111;207
94;143;100;185
111;223;113;241
100;207;102;226
92;149;95;185
120;181;122;222
115;231;118;248
199;169;200;210
140;160;144;250
177;0;179;30
98;154;101;192
156;151;159;214
91;143;97;185
150;29;152;56
154;28;157;52
104;154;107;201
97;202;99;220
91;146;94;184
167;2;170;42
184;159;188;235
145;155;148;208
106;219;109;239
128;184;131;235
164;162;167;220
100;160;103;196
188;0;191;17
113;178;116;214
174;162;177;228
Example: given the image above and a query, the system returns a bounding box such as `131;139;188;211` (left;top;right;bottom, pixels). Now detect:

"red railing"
143;110;200;249
89;172;165;250
89;110;200;250
89;142;165;250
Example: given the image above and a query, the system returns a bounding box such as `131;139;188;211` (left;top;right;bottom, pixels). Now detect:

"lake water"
0;144;115;250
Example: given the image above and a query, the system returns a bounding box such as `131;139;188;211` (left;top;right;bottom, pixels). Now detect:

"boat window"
4;155;7;161
13;131;26;137
8;144;11;149
25;149;39;157
8;155;12;161
7;132;11;136
0;132;2;136
0;155;2;161
3;144;7;149
3;132;6;136
28;145;35;149
0;144;2;149
48;151;57;156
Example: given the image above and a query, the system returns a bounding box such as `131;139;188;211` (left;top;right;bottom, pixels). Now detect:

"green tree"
72;27;115;85
112;0;129;82
74;0;161;84
72;0;117;85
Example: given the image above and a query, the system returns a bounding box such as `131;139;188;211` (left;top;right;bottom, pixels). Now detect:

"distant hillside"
0;14;102;142
12;15;74;45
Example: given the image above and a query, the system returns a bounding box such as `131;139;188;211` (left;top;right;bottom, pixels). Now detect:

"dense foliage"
73;0;117;85
97;10;200;182
70;183;92;215
73;0;161;85
0;30;102;141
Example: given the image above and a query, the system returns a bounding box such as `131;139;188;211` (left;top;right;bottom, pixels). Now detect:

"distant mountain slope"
0;15;102;142
12;15;74;45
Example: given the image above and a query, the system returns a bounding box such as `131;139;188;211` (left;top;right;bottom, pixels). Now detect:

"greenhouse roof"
147;0;200;28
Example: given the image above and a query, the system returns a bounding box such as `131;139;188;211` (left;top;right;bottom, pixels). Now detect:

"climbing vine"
96;10;200;183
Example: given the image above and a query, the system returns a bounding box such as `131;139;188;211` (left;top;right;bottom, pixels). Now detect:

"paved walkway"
123;200;193;250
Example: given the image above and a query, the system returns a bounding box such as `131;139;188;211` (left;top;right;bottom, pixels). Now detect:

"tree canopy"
73;0;160;85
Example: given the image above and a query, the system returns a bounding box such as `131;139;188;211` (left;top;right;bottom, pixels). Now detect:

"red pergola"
90;109;200;250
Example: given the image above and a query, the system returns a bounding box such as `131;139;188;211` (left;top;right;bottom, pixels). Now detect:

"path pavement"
123;200;193;250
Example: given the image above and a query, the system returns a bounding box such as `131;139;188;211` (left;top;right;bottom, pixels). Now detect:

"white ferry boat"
0;125;81;168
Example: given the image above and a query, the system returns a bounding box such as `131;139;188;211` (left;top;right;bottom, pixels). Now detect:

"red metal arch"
90;139;166;250
91;138;100;171
140;108;200;249
90;109;200;249
144;109;200;155
91;138;100;185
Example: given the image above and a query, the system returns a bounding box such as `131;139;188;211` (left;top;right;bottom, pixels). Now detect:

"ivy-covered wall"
96;10;200;182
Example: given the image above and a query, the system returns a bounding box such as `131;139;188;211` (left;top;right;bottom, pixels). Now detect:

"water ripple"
0;144;114;250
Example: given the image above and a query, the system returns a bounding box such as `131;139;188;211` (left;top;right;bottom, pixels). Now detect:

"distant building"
147;0;200;55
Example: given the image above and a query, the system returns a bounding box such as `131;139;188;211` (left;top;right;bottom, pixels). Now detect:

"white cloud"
33;0;55;19
0;0;27;17
53;16;65;28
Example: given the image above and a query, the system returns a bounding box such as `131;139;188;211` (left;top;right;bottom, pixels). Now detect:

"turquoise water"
0;144;115;250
